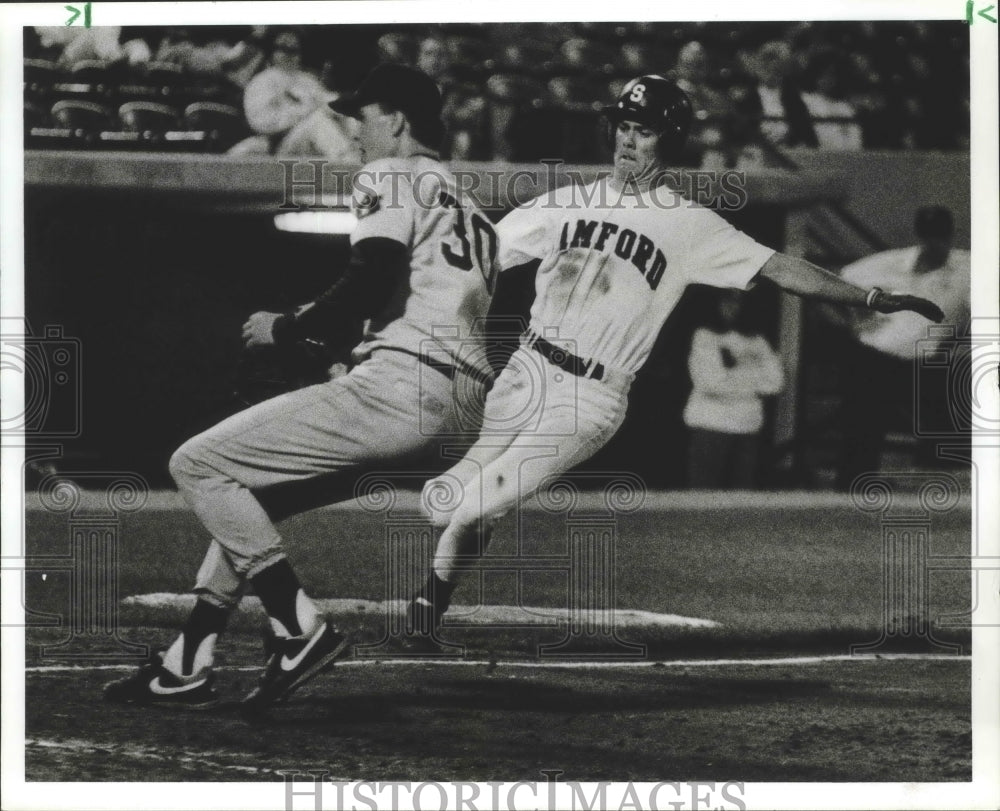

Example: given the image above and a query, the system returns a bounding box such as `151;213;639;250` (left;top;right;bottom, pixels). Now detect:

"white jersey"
350;154;497;379
497;176;775;376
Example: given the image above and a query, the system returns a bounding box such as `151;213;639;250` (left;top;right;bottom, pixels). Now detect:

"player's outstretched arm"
241;238;409;348
757;253;945;322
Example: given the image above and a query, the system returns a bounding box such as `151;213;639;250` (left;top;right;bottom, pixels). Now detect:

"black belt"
383;347;493;389
526;333;605;381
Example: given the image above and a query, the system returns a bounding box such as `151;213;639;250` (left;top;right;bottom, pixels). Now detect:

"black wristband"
270;312;299;345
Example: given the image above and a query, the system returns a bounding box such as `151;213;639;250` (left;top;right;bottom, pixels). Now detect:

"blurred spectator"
670;41;731;165
34;25;126;68
800;50;863;149
834;206;971;488
220;27;269;89
151;26;246;78
117;28;155;68
741;40;817;149
416;34;490;159
684;291;784;489
416;35;450;84
272;106;359;162
229;29;358;160
270;30;306;72
377;32;415;64
23;21;969;160
443;85;491;159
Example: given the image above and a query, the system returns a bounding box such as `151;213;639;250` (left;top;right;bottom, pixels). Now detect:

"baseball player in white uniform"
403;75;946;643
105;64;497;710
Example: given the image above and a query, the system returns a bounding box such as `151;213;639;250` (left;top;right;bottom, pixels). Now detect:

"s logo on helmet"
355;192;381;219
628;83;646;103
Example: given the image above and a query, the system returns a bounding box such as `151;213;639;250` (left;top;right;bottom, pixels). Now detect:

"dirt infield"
25;637;970;783
19;491;975;787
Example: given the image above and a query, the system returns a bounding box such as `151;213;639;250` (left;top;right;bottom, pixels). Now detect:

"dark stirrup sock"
417;571;457;614
180;598;230;675
250;559;305;637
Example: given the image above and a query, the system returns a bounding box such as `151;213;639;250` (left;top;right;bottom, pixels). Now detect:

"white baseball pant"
169;350;483;607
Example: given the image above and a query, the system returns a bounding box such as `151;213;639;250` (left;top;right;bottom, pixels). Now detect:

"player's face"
354;103;398;163
613;120;662;185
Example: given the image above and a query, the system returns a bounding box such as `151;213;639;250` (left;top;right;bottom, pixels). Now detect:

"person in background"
684;290;784;489
229;30;357;161
415;33;490;159
670;41;731;166
220;26;270;89
34;25;127;68
801;49;863;150
741;40;817;150
835;205;971;488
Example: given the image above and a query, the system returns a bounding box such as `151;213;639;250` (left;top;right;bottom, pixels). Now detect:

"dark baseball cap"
328;63;443;121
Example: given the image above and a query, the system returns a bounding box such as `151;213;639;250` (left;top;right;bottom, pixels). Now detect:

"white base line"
25;654;970;674
24;738;317;778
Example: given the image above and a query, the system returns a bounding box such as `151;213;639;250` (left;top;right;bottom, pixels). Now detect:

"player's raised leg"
406;363;629;645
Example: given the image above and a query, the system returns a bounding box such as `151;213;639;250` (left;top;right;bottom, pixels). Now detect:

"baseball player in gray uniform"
105;64;497;710
403;75;946;643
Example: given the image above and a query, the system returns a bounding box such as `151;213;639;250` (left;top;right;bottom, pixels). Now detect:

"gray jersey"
350;155;497;379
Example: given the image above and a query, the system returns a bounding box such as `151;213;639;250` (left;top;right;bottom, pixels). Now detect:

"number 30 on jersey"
439;192;498;293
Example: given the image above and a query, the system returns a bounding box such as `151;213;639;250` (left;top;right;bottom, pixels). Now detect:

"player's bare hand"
869;290;945;323
242;311;281;347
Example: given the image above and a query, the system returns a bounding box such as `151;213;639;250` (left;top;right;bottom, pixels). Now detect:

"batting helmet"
601;75;693;160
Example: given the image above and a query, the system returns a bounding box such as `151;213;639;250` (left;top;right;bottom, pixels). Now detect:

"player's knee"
168;438;207;486
420;474;466;528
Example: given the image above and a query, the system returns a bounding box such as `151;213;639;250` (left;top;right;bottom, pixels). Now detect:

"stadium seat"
43;99;114;148
24;100;50;130
119;101;180;132
69;59;115;85
24;100;56;148
118;101;179;139
140;61;190;104
23;59;61;101
145;61;186;86
50;99;113;130
106;101;181;149
49;60;117;105
183;102;247;152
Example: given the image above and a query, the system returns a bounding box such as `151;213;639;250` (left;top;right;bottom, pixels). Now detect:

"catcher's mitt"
232;337;340;407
